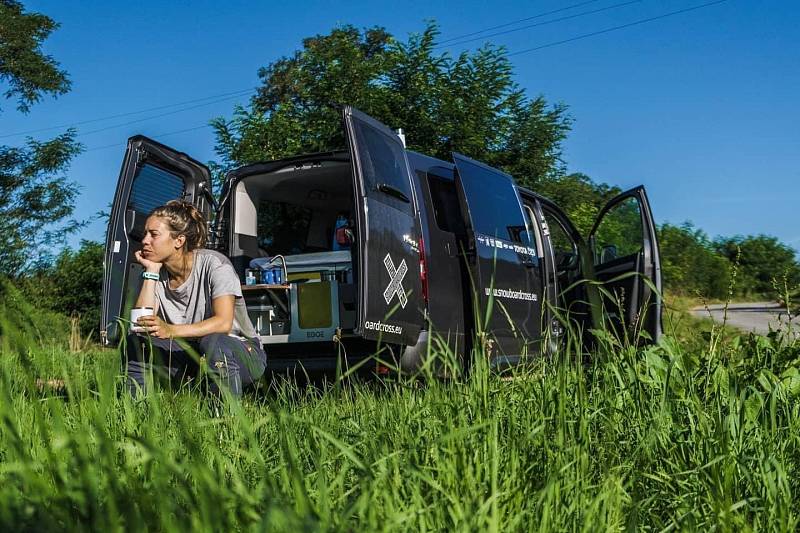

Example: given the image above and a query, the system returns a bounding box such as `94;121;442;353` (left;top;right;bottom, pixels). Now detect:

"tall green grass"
0;301;799;530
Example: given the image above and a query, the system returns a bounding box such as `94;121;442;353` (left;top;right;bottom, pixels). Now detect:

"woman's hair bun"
149;200;208;251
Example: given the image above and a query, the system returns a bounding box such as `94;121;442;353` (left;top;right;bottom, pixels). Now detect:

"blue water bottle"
332;214;348;251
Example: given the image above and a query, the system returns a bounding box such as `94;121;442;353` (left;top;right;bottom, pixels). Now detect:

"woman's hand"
134;250;162;273
137;315;174;339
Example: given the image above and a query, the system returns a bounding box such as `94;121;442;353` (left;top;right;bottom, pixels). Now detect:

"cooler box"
283;251;351;343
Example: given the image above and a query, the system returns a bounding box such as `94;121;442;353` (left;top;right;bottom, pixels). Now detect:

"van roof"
228;150;350;182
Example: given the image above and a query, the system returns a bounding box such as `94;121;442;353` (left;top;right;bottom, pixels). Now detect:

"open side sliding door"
343;107;423;346
587;185;662;343
451;153;543;359
101;136;211;344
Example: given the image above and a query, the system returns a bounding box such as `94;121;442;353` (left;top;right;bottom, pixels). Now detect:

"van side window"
542;210;578;270
425;173;465;234
455;159;532;246
522;205;541;257
592;196;643;264
351;120;413;214
129;164;184;214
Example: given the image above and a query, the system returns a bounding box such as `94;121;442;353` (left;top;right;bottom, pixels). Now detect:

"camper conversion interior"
227;154;362;350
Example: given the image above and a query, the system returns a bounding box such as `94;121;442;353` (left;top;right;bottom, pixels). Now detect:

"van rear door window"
129;164;184;214
351;120;413;214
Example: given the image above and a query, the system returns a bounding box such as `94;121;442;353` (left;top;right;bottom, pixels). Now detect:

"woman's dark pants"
122;333;267;397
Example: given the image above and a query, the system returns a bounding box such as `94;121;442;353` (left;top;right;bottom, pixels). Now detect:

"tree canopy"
713;235;800;297
211;23;571;190
0;0;70;113
659;222;731;299
0;0;82;275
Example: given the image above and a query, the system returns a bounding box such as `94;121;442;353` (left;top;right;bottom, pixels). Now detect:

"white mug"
130;307;154;333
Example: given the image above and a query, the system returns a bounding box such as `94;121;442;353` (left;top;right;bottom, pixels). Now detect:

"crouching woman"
122;200;266;398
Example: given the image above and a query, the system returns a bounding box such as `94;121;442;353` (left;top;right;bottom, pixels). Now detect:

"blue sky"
3;0;799;251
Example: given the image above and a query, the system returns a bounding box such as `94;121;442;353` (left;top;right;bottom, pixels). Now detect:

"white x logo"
383;253;408;308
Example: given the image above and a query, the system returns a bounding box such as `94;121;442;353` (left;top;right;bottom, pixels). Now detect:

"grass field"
1;296;799;531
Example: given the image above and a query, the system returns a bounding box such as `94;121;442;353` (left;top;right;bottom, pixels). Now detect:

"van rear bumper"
265;356;373;374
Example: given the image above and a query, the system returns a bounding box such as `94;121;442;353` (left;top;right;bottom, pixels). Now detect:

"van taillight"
419;237;429;305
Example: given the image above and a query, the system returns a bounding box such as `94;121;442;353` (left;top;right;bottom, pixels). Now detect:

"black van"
101;106;662;370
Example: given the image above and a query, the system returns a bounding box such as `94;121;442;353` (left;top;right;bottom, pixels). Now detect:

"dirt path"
690;302;800;335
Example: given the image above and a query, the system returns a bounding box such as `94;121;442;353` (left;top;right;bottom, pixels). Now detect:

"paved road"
690;302;800;335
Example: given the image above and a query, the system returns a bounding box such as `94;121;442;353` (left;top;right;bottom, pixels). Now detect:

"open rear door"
101;136;212;344
343;107;423;346
451;153;542;359
587;185;662;342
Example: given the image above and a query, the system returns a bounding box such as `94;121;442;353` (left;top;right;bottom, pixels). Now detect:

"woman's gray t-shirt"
153;249;257;340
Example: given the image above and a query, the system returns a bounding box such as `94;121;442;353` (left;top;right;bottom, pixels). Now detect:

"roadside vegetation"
2;295;800;530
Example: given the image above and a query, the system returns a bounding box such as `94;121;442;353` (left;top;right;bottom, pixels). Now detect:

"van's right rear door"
451;153;543;359
343;107;424;347
101;136;211;344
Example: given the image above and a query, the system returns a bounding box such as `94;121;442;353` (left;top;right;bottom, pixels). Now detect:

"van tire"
399;330;430;373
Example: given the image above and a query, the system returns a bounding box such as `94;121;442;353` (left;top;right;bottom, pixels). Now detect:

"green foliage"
0;277;69;353
0;0;71;113
535;172;621;235
212;23;570;190
15;240;103;339
2;320;800;529
52;240;103;337
0;132;83;273
591;195;643;262
714;234;800;297
0;2;83;275
659;222;731;299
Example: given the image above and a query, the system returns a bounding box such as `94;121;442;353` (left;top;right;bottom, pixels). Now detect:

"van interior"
228;156;360;348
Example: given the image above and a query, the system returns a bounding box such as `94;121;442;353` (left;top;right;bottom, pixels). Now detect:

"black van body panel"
527;192;593;334
518;190;560;350
404;152;469;360
343;107;424;346
101;136;211;343
589;186;663;342
451;153;544;357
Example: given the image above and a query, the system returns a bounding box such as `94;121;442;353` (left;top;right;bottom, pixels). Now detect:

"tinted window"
593;196;643;264
352;119;412;212
543;211;576;256
129;164;184;214
522;205;541;257
425;173;465;234
256;200;314;256
455;157;531;246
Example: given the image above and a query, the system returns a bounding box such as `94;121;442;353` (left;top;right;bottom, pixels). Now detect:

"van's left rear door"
101;136;211;344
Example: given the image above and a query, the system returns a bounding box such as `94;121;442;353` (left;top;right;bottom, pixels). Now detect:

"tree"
659;222;730;298
713;235;800;297
0;1;82;275
535;172;621;235
0;0;70;113
16;240;102;338
211;23;571;189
